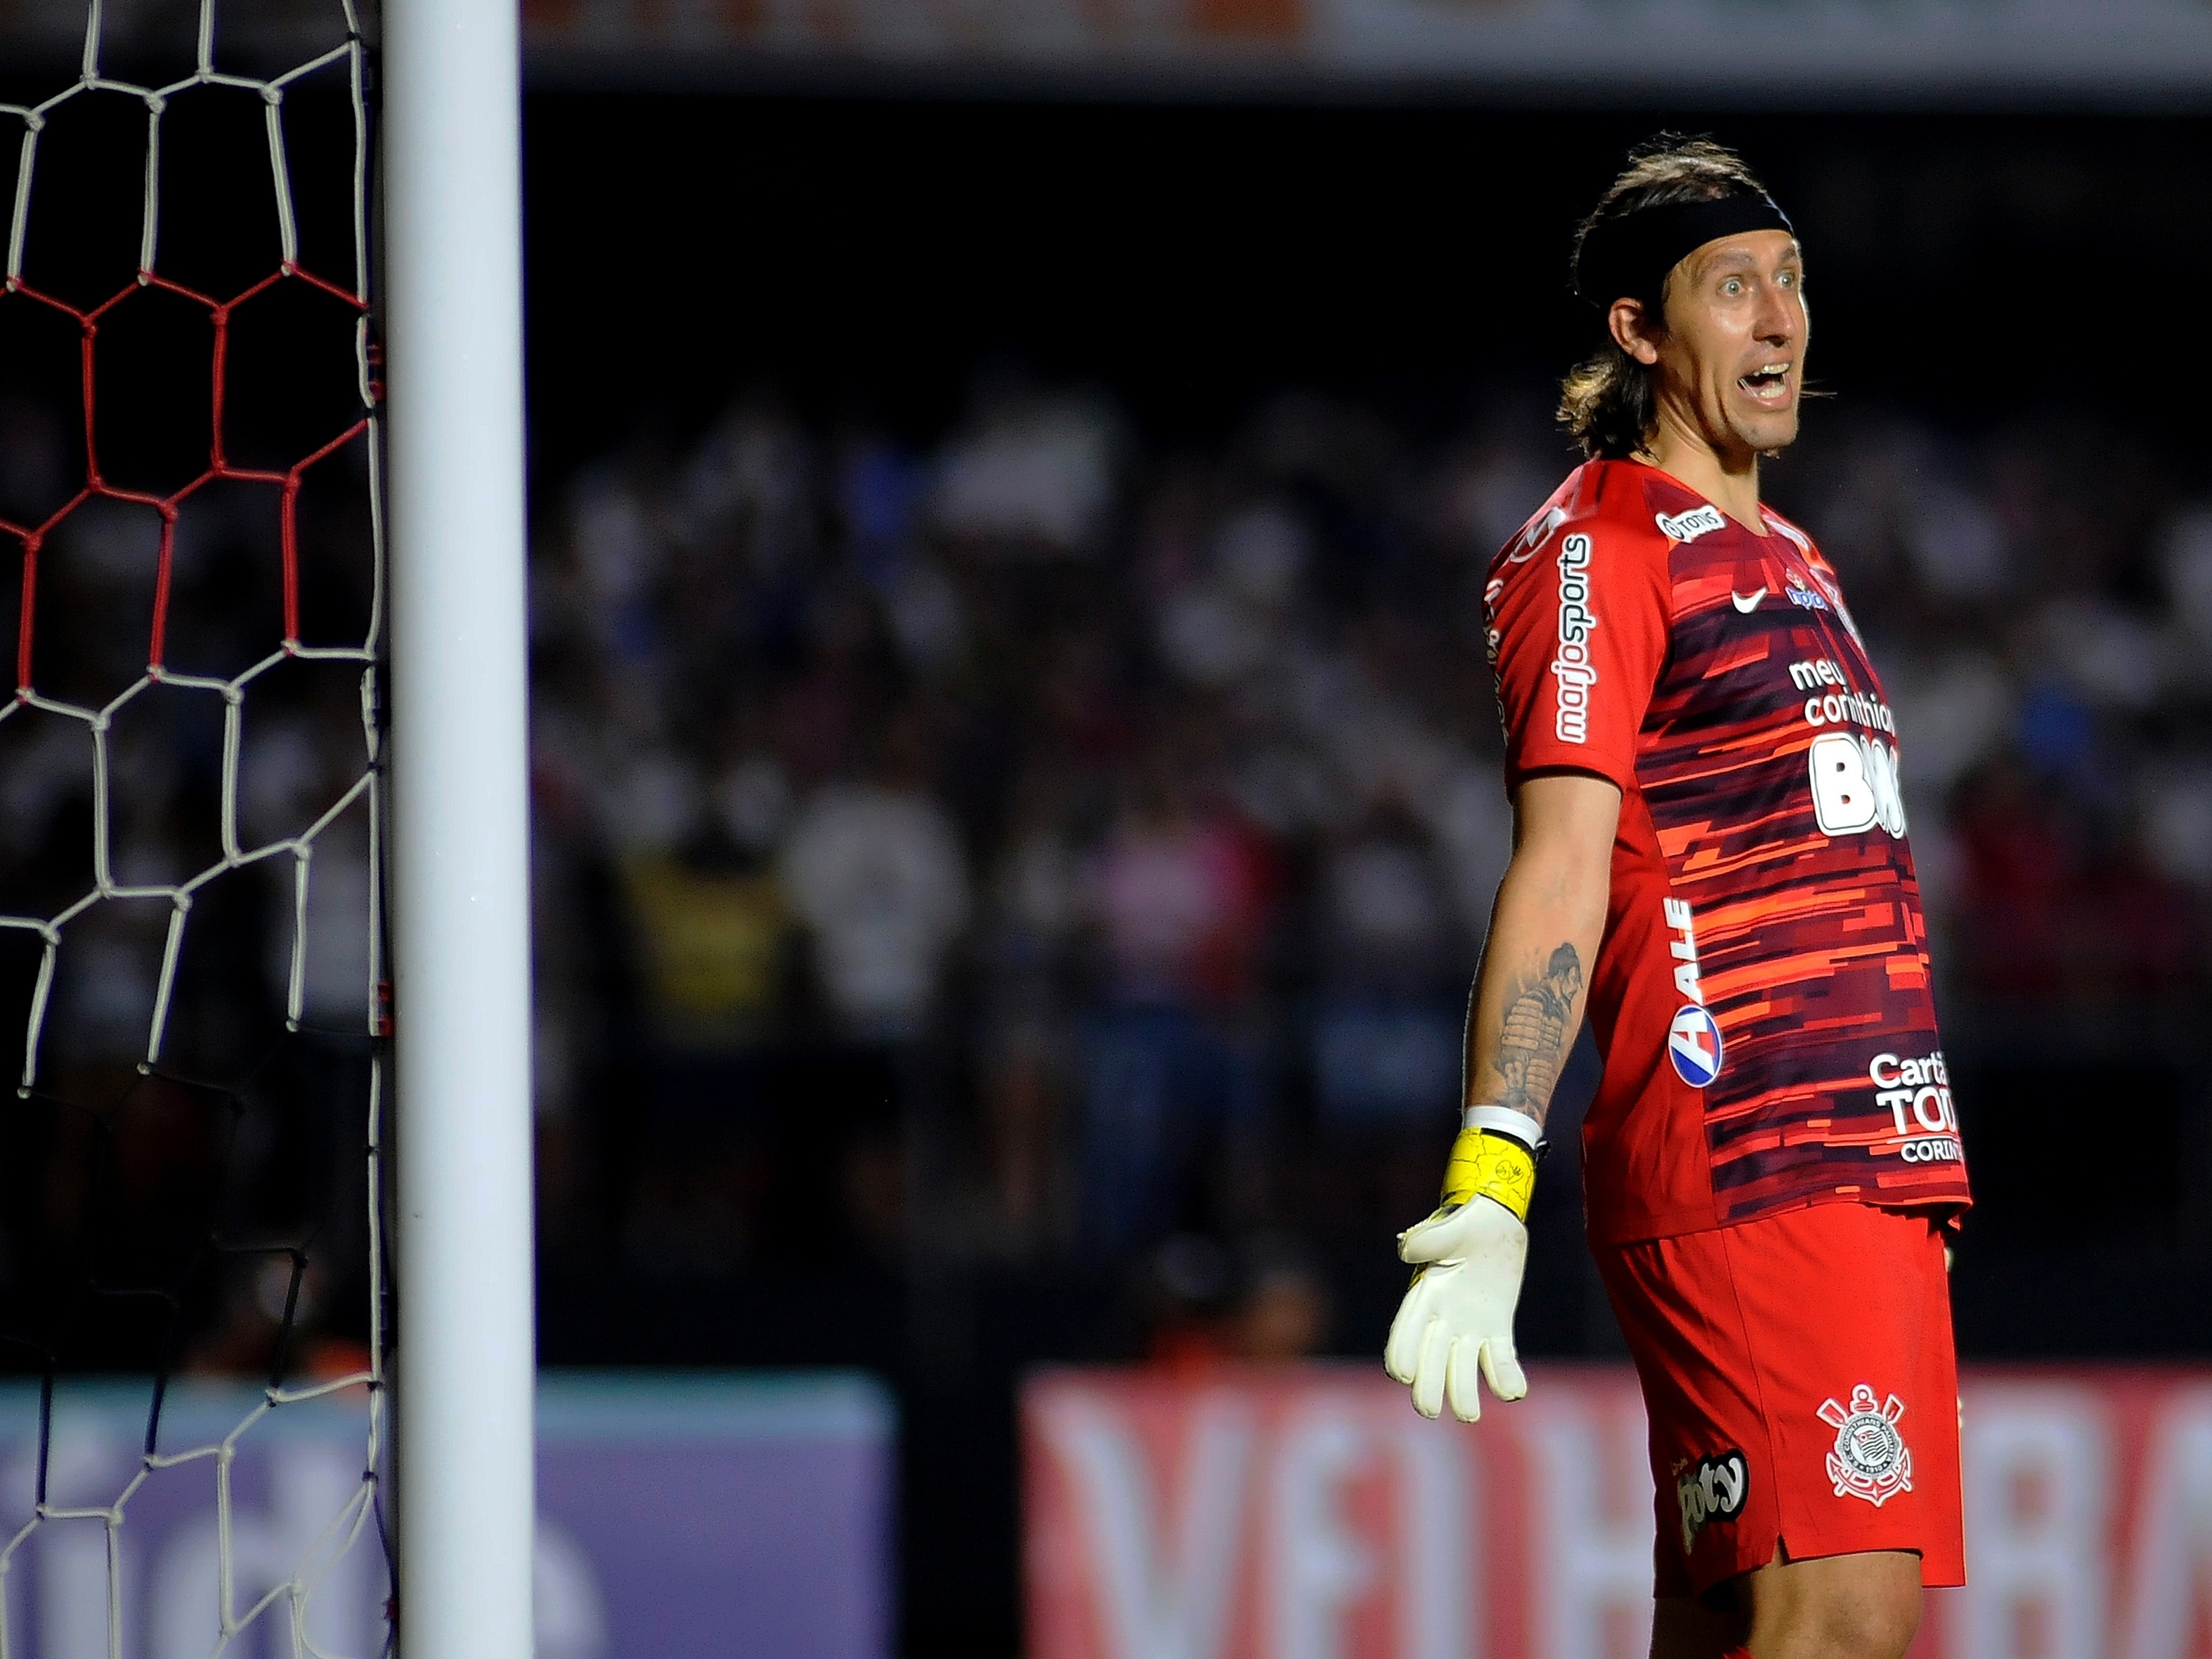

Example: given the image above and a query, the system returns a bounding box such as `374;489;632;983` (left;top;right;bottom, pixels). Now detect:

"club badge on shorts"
1819;1384;1913;1507
1667;1004;1724;1087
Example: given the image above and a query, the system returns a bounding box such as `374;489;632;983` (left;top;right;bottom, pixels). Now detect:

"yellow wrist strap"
1440;1126;1537;1223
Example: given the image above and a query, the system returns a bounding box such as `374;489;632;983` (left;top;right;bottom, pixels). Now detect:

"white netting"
0;3;386;1655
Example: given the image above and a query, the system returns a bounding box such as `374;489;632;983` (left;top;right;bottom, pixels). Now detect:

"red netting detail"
0;6;391;1653
0;266;369;690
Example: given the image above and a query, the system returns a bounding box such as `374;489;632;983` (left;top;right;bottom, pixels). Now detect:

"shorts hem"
1776;1531;1964;1590
1677;1531;1965;1598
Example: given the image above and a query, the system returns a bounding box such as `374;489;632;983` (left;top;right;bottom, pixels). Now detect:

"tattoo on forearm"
1489;943;1583;1122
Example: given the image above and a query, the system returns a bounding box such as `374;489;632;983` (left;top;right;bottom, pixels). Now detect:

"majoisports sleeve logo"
1820;1386;1913;1507
1552;533;1599;742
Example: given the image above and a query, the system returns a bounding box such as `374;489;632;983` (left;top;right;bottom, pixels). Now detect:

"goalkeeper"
1386;135;1970;1659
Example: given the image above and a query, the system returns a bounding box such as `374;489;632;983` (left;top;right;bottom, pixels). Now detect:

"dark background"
3;62;2205;1655
523;99;2206;464
517;96;2212;1655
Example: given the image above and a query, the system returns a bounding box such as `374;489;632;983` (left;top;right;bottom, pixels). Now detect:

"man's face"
1626;229;1807;461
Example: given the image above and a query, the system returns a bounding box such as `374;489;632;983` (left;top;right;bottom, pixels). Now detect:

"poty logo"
1667;1004;1724;1088
1675;1450;1750;1554
1655;505;1726;543
1551;533;1599;743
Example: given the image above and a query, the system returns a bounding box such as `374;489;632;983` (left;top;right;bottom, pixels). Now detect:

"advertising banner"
6;0;2210;102
517;0;2212;99
0;1371;891;1659
1026;1364;2212;1659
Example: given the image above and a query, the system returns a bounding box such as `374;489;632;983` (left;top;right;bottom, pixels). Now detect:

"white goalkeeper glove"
1383;1107;1537;1422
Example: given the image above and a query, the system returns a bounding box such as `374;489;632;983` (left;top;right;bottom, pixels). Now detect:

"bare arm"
1464;772;1621;1133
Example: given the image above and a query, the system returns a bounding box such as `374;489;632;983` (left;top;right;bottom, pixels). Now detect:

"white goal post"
382;1;537;1656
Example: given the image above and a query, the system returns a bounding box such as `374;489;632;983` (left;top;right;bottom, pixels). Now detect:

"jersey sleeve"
1487;517;1672;793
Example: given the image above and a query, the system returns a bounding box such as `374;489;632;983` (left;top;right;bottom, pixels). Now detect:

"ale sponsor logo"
1661;896;1703;1004
1667;1004;1724;1088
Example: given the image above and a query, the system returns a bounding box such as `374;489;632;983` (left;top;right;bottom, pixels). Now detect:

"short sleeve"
1487;519;1672;793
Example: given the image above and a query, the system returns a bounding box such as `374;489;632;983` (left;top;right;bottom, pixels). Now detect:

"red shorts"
1595;1201;1965;1599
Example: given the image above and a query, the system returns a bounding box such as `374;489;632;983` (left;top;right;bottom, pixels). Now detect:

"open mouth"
1738;363;1793;404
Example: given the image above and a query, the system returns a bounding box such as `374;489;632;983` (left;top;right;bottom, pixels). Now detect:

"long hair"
1559;136;1774;460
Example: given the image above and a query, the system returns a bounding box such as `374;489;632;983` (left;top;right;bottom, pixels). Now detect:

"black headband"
1573;193;1795;311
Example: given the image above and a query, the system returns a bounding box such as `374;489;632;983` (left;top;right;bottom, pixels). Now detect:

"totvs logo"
1654;505;1726;543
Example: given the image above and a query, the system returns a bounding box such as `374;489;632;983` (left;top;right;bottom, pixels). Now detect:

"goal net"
0;3;389;1654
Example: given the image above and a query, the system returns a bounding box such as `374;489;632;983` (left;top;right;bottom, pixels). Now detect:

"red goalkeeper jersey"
1486;458;1972;1242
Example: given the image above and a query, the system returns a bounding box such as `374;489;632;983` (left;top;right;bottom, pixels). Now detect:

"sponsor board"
519;0;2212;99
0;1373;891;1659
1027;1365;2212;1659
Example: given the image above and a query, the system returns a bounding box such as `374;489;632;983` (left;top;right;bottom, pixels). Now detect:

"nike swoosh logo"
1731;587;1767;613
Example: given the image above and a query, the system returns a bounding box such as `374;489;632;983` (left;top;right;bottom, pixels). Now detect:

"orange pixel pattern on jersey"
1485;459;1972;1242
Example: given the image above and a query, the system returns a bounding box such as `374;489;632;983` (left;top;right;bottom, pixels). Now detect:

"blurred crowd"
526;370;2212;1353
0;392;380;1379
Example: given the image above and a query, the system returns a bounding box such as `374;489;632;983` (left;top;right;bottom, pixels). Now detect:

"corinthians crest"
1819;1385;1913;1507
